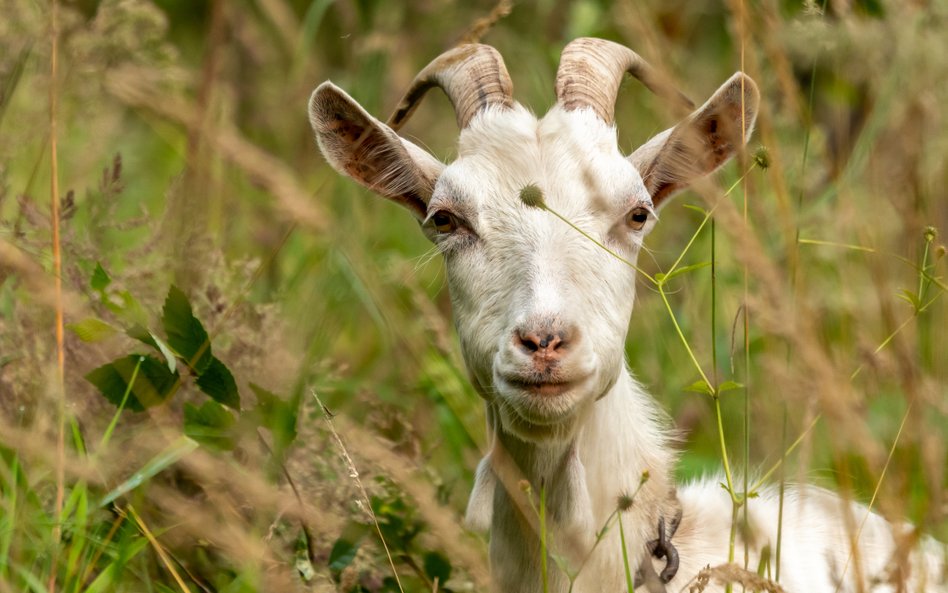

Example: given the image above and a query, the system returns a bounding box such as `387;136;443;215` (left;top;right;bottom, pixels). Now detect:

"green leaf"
664;261;711;282
196;356;240;409
327;521;368;574
423;551;452;585
91;262;111;292
85;355;179;412
327;537;360;573
126;325;177;373
295;528;316;582
897;289;919;309
162;285;212;373
682;204;709;215
67;318;117;342
250;383;297;450
184;401;236;451
716;380;744;394
99;436;197;507
683;380;714;396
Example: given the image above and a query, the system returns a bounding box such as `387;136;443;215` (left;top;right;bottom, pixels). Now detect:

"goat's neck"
486;369;678;587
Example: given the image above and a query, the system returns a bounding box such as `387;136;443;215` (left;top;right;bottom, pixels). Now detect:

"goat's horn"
555;38;694;124
387;44;514;131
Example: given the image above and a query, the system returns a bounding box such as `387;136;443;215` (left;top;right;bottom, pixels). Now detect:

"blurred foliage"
0;0;946;591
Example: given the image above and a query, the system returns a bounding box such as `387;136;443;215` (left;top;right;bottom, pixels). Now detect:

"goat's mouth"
500;376;578;398
493;372;593;425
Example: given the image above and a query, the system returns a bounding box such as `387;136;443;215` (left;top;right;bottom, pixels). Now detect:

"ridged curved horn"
387;44;514;131
555;38;694;124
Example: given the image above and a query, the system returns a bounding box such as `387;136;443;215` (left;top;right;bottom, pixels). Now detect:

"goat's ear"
629;73;759;208
309;82;445;221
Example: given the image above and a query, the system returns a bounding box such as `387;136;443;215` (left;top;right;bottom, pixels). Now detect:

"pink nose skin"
513;324;576;365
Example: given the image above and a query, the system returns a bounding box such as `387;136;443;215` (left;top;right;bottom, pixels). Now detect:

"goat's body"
482;370;947;593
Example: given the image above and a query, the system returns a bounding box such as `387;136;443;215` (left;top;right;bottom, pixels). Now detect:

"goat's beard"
495;397;585;443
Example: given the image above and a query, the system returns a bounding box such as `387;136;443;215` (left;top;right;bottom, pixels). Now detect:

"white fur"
311;73;947;593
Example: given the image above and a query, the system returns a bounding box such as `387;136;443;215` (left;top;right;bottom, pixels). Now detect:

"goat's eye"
431;211;459;234
626;207;650;231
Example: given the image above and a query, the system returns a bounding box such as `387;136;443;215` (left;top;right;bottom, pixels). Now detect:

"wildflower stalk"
540;483;549;593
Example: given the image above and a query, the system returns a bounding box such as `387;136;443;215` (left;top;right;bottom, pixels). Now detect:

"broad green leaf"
327;521;369;573
85;355;179;412
67;318;118;342
250;383;297;450
423;551;452;585
127;325;177;373
664;261;711;282
162;285;212;373
683;380;714;396
196;356;240;410
327;537;360;573
184;401;236;451
91;262;111;292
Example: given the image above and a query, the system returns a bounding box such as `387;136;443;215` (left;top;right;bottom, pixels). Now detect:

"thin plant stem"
99;356;144;450
740;21;752;573
714;395;739;503
711;219;718;385
750;412;822;493
831;401;913;593
665;208;713;276
543;208;655;285
48;1;66;590
797;238;876;253
617;513;635;593
540;483;549;593
775;405;787;583
660;285;712;389
313;389;406;593
127;505;189;593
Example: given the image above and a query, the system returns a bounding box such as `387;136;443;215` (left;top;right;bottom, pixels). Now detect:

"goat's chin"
491;376;600;443
496;401;580;443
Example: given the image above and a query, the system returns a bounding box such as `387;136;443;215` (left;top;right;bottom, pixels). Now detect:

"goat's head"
309;39;759;443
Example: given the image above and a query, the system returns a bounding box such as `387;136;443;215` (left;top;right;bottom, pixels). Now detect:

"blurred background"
0;0;945;591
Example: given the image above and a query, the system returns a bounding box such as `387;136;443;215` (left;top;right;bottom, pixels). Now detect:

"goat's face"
431;107;653;441
310;39;758;443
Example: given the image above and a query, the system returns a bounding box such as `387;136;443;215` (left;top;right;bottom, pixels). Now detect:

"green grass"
1;0;946;591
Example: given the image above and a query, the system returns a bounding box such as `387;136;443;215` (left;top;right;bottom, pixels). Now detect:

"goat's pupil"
433;212;454;231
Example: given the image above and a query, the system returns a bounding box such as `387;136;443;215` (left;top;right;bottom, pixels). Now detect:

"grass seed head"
519;183;546;209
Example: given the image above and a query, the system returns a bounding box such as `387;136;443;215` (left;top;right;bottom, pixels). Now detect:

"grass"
0;0;946;591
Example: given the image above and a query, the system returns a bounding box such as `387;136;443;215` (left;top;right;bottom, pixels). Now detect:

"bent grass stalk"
313;389;406;593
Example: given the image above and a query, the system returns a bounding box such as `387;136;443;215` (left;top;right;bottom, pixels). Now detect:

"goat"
308;38;946;593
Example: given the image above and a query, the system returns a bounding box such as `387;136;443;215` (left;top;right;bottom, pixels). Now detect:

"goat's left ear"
629;72;759;207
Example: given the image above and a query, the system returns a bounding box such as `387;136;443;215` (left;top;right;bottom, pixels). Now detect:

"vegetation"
0;0;945;591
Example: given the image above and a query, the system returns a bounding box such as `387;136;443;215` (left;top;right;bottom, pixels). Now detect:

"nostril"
519;334;540;353
516;329;571;356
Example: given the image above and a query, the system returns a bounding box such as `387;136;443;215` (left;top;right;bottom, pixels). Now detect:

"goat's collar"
634;494;683;593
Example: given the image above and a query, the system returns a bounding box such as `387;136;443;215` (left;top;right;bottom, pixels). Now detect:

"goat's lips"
501;376;576;398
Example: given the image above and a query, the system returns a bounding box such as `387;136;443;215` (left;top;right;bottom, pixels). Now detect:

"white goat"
309;39;946;593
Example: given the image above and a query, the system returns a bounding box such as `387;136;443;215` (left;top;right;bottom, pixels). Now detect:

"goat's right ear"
309;82;445;221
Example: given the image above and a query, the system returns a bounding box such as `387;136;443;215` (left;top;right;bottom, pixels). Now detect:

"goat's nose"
513;324;576;361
